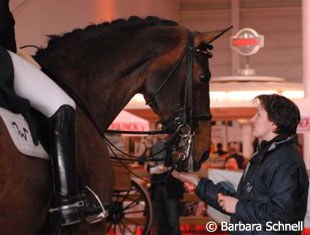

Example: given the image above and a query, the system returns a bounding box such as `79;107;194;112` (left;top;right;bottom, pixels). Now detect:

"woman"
173;94;308;234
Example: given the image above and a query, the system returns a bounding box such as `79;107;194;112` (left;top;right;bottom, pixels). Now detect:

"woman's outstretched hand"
171;170;200;186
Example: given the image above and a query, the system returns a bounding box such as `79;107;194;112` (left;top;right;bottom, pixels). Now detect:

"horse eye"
200;74;209;83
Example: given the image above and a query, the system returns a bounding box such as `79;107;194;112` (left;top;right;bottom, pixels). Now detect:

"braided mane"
36;16;178;58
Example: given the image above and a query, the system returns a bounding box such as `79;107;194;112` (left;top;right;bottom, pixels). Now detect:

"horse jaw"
192;121;212;171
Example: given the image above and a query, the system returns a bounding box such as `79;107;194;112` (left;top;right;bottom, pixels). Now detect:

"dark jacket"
149;172;185;200
196;135;309;234
147;139;184;200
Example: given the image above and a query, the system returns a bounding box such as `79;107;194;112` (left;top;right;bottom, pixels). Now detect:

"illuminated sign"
231;28;264;56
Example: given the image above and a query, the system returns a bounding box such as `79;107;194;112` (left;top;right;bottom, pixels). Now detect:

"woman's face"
250;104;277;141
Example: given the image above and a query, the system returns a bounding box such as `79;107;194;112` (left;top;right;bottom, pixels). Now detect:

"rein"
105;131;181;184
105;129;167;135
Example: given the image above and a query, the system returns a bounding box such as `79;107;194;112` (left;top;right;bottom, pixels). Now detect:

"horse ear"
195;26;233;45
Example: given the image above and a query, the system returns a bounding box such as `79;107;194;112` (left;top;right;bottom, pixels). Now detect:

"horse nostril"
192;150;210;171
201;150;210;163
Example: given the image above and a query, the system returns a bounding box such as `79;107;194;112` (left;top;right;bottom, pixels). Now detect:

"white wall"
180;6;302;83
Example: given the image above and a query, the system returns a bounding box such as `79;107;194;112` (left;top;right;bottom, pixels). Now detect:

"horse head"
35;16;231;172
142;26;232;171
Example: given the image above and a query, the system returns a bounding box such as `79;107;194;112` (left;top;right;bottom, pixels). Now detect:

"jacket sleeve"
0;0;17;52
195;177;237;214
235;156;309;224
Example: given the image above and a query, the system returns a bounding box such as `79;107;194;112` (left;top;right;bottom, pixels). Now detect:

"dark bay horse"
0;16;229;234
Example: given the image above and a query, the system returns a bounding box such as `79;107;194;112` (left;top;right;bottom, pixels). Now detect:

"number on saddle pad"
0;107;49;160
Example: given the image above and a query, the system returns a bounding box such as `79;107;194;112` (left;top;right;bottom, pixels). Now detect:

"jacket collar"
250;135;295;164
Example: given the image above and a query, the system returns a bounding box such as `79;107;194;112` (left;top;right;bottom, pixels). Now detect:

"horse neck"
38;48;146;134
36;25;186;133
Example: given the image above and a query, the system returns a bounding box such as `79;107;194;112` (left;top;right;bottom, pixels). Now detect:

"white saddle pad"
0;107;49;160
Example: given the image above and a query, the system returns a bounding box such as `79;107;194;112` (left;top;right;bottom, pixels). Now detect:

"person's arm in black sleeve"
172;170;238;214
0;0;17;52
195;177;237;215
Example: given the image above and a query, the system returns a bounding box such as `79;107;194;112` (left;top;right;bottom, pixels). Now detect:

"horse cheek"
194;121;212;169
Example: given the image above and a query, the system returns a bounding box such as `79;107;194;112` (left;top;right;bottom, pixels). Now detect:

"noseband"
146;31;213;164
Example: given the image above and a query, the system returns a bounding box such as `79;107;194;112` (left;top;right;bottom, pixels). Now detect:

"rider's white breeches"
8;51;76;117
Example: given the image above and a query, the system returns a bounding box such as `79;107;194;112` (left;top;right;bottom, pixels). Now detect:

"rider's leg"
8;51;75;117
8;50;104;226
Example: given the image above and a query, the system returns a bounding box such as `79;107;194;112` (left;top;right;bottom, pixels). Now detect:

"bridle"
104;30;216;181
146;31;213;128
145;31;213;166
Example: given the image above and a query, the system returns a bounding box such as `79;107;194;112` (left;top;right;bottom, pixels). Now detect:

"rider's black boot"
49;105;105;226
